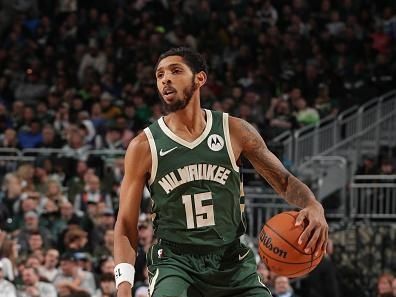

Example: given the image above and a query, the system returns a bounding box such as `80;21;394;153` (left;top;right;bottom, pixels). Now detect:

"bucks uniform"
143;109;271;297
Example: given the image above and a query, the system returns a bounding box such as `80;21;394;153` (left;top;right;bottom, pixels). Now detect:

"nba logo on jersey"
207;134;224;151
158;249;164;258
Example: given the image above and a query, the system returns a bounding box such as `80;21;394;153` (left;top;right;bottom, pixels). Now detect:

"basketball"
258;211;324;278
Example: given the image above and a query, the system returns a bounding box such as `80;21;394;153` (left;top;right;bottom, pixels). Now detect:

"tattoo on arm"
240;120;316;208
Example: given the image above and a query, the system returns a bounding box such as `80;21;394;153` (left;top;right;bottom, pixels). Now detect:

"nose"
161;72;171;85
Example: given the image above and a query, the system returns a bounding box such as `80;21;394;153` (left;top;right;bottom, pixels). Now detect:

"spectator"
377;273;394;297
54;252;96;296
99;92;121;120
258;0;278;27
378;159;395;175
294;98;320;126
14;69;48;104
93;229;114;259
314;83;338;118
90;103;106;131
265;97;295;138
37;125;62;149
16;164;35;192
59;201;80;226
0;232;16;281
0;173;22;220
17;119;43;149
97;256;115;276
257;261;272;288
273;276;299;297
0;262;16;297
38;248;60;282
73;174;112;215
94;273;116;297
78;39;107;83
53;103;70;135
102;157;124;203
74;252;94;273
66;160;89;203
0;128;20;149
19;266;57;297
99;125;123;150
25;255;42;271
61;126;91;161
355;154;378;175
44;179;68;206
17;210;52;254
135;285;149;297
26;231;45;256
63;226;89;253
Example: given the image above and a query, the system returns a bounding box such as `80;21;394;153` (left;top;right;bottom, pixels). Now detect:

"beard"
159;76;198;113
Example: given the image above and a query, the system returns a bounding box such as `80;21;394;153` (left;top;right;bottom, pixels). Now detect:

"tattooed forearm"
283;176;316;208
239;119;317;208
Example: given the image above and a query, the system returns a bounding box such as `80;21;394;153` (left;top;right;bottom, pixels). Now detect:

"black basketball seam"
260;250;319;277
282;212;298;219
282;211;307;228
258;246;323;265
310;249;314;271
265;223;309;255
285;256;323;278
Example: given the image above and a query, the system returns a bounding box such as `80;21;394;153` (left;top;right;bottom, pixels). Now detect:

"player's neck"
165;97;206;136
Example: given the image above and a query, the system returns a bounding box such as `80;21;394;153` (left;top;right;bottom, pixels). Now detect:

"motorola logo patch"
207;134;224;151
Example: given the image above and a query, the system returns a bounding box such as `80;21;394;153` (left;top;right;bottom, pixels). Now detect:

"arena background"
0;1;395;297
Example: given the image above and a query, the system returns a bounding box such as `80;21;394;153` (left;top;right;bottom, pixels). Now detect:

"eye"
156;72;163;79
172;68;182;74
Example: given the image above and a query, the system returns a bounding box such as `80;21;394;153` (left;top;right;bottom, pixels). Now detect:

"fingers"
301;223;329;256
298;222;313;247
322;226;329;253
303;227;321;254
295;209;307;227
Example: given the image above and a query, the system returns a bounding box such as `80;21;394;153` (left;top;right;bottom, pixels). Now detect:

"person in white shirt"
0;262;16;297
38;248;60;282
18;266;57;297
54;252;96;296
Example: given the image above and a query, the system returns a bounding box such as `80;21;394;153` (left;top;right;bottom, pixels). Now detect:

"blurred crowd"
0;0;396;296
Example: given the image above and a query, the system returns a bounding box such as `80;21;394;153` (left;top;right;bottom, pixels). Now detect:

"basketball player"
114;47;328;297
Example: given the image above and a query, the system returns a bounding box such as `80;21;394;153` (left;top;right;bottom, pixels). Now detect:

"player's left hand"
295;202;328;256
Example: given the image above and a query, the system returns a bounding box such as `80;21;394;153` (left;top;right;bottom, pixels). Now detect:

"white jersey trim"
148;268;159;297
158;109;213;149
144;128;158;185
223;113;239;172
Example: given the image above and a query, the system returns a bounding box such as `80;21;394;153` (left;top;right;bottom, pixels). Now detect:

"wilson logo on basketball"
260;230;288;259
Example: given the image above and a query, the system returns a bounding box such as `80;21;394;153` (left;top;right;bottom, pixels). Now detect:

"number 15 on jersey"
182;192;215;229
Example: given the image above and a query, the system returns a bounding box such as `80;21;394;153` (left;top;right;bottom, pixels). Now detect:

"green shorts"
146;239;272;297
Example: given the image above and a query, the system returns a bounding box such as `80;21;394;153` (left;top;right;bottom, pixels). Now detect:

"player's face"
155;56;199;112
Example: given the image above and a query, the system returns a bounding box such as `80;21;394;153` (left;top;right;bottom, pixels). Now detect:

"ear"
195;71;207;87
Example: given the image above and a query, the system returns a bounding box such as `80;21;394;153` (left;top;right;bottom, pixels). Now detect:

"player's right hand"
117;283;133;297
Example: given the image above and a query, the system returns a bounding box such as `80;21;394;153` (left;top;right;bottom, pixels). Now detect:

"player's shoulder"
228;115;248;133
124;131;152;174
125;130;151;158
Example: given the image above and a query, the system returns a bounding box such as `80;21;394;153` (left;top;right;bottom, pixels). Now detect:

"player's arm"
229;117;328;256
114;132;151;297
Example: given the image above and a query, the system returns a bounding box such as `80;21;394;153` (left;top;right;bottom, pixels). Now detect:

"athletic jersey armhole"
143;128;158;185
223;113;239;172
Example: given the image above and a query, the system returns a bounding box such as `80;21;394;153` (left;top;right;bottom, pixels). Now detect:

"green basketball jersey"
144;109;246;247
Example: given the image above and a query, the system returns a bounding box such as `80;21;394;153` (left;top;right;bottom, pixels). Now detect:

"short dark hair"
155;47;208;75
100;273;115;282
